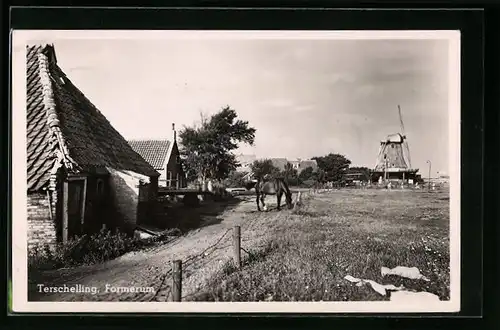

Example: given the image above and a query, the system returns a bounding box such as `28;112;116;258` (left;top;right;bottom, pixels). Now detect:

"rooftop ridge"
128;138;172;142
37;47;81;190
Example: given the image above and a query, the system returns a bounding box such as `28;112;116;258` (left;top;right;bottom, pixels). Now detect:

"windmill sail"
404;141;412;169
398;105;412;169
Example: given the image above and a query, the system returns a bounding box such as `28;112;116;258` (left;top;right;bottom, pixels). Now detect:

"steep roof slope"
26;44;159;192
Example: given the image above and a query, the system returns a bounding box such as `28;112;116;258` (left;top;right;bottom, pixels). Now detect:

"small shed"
128;131;187;189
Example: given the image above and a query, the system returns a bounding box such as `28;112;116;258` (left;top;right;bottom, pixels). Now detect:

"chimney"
172;123;176;142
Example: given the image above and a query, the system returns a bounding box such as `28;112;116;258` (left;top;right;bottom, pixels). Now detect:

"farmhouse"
128;128;187;189
26;44;160;250
235;154;257;173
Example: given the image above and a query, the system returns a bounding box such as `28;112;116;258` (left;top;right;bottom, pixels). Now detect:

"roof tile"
128;140;172;170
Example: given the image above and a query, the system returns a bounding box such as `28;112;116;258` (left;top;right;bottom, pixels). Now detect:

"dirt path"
29;194;299;302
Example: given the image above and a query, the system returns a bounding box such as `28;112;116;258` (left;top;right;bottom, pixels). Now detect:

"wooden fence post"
294;191;302;209
172;260;182;302
233;226;241;268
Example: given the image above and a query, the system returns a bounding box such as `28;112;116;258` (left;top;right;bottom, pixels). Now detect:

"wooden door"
63;179;86;242
94;178;107;232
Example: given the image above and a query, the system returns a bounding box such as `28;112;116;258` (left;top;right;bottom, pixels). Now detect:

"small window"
96;179;104;195
176;156;181;164
391;144;394;148
167;171;172;180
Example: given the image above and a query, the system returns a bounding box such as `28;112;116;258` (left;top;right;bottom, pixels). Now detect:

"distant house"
128;130;186;189
235;154;257;173
269;158;289;171
26;45;160;250
289;159;318;173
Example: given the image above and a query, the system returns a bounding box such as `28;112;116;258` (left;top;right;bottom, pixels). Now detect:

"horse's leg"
256;192;261;211
276;191;282;211
261;194;267;211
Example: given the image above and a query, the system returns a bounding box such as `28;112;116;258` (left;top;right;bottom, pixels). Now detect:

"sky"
18;34;452;177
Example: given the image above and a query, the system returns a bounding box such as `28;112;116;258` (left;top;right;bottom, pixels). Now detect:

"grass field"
189;188;451;302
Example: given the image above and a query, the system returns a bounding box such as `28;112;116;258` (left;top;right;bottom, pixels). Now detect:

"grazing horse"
246;177;293;211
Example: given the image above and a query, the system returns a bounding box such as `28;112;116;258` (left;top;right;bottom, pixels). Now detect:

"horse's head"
285;191;293;209
278;179;293;209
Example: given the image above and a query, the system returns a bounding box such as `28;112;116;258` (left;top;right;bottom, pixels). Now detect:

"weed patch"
28;228;180;272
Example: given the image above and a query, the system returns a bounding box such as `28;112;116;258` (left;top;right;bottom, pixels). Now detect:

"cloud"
258;99;316;115
357;84;386;97
327;72;357;84
290;47;311;61
362;67;433;85
260;98;295;108
291;104;315;113
65;65;98;73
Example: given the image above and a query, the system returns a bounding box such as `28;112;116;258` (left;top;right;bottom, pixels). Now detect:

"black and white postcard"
11;29;460;313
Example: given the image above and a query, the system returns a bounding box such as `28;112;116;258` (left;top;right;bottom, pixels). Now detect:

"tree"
178;106;256;184
312;153;352;183
298;166;315;182
311;168;327;183
282;162;300;186
250;159;281;180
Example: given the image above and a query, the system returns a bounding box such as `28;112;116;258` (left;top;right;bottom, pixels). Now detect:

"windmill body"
371;106;422;184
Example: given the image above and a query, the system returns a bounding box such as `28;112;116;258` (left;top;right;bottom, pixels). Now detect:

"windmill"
372;105;419;183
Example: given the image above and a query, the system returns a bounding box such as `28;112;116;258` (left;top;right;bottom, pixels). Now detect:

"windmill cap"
381;133;405;143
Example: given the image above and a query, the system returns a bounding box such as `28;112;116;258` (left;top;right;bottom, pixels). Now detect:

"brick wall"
108;169;140;232
27;192;57;251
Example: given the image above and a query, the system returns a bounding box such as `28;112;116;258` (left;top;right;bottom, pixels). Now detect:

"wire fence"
147;227;234;302
147;187;332;302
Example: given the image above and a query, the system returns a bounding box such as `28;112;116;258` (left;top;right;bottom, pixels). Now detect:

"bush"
28;227;180;271
224;171;247;188
300;179;317;188
285;176;301;187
